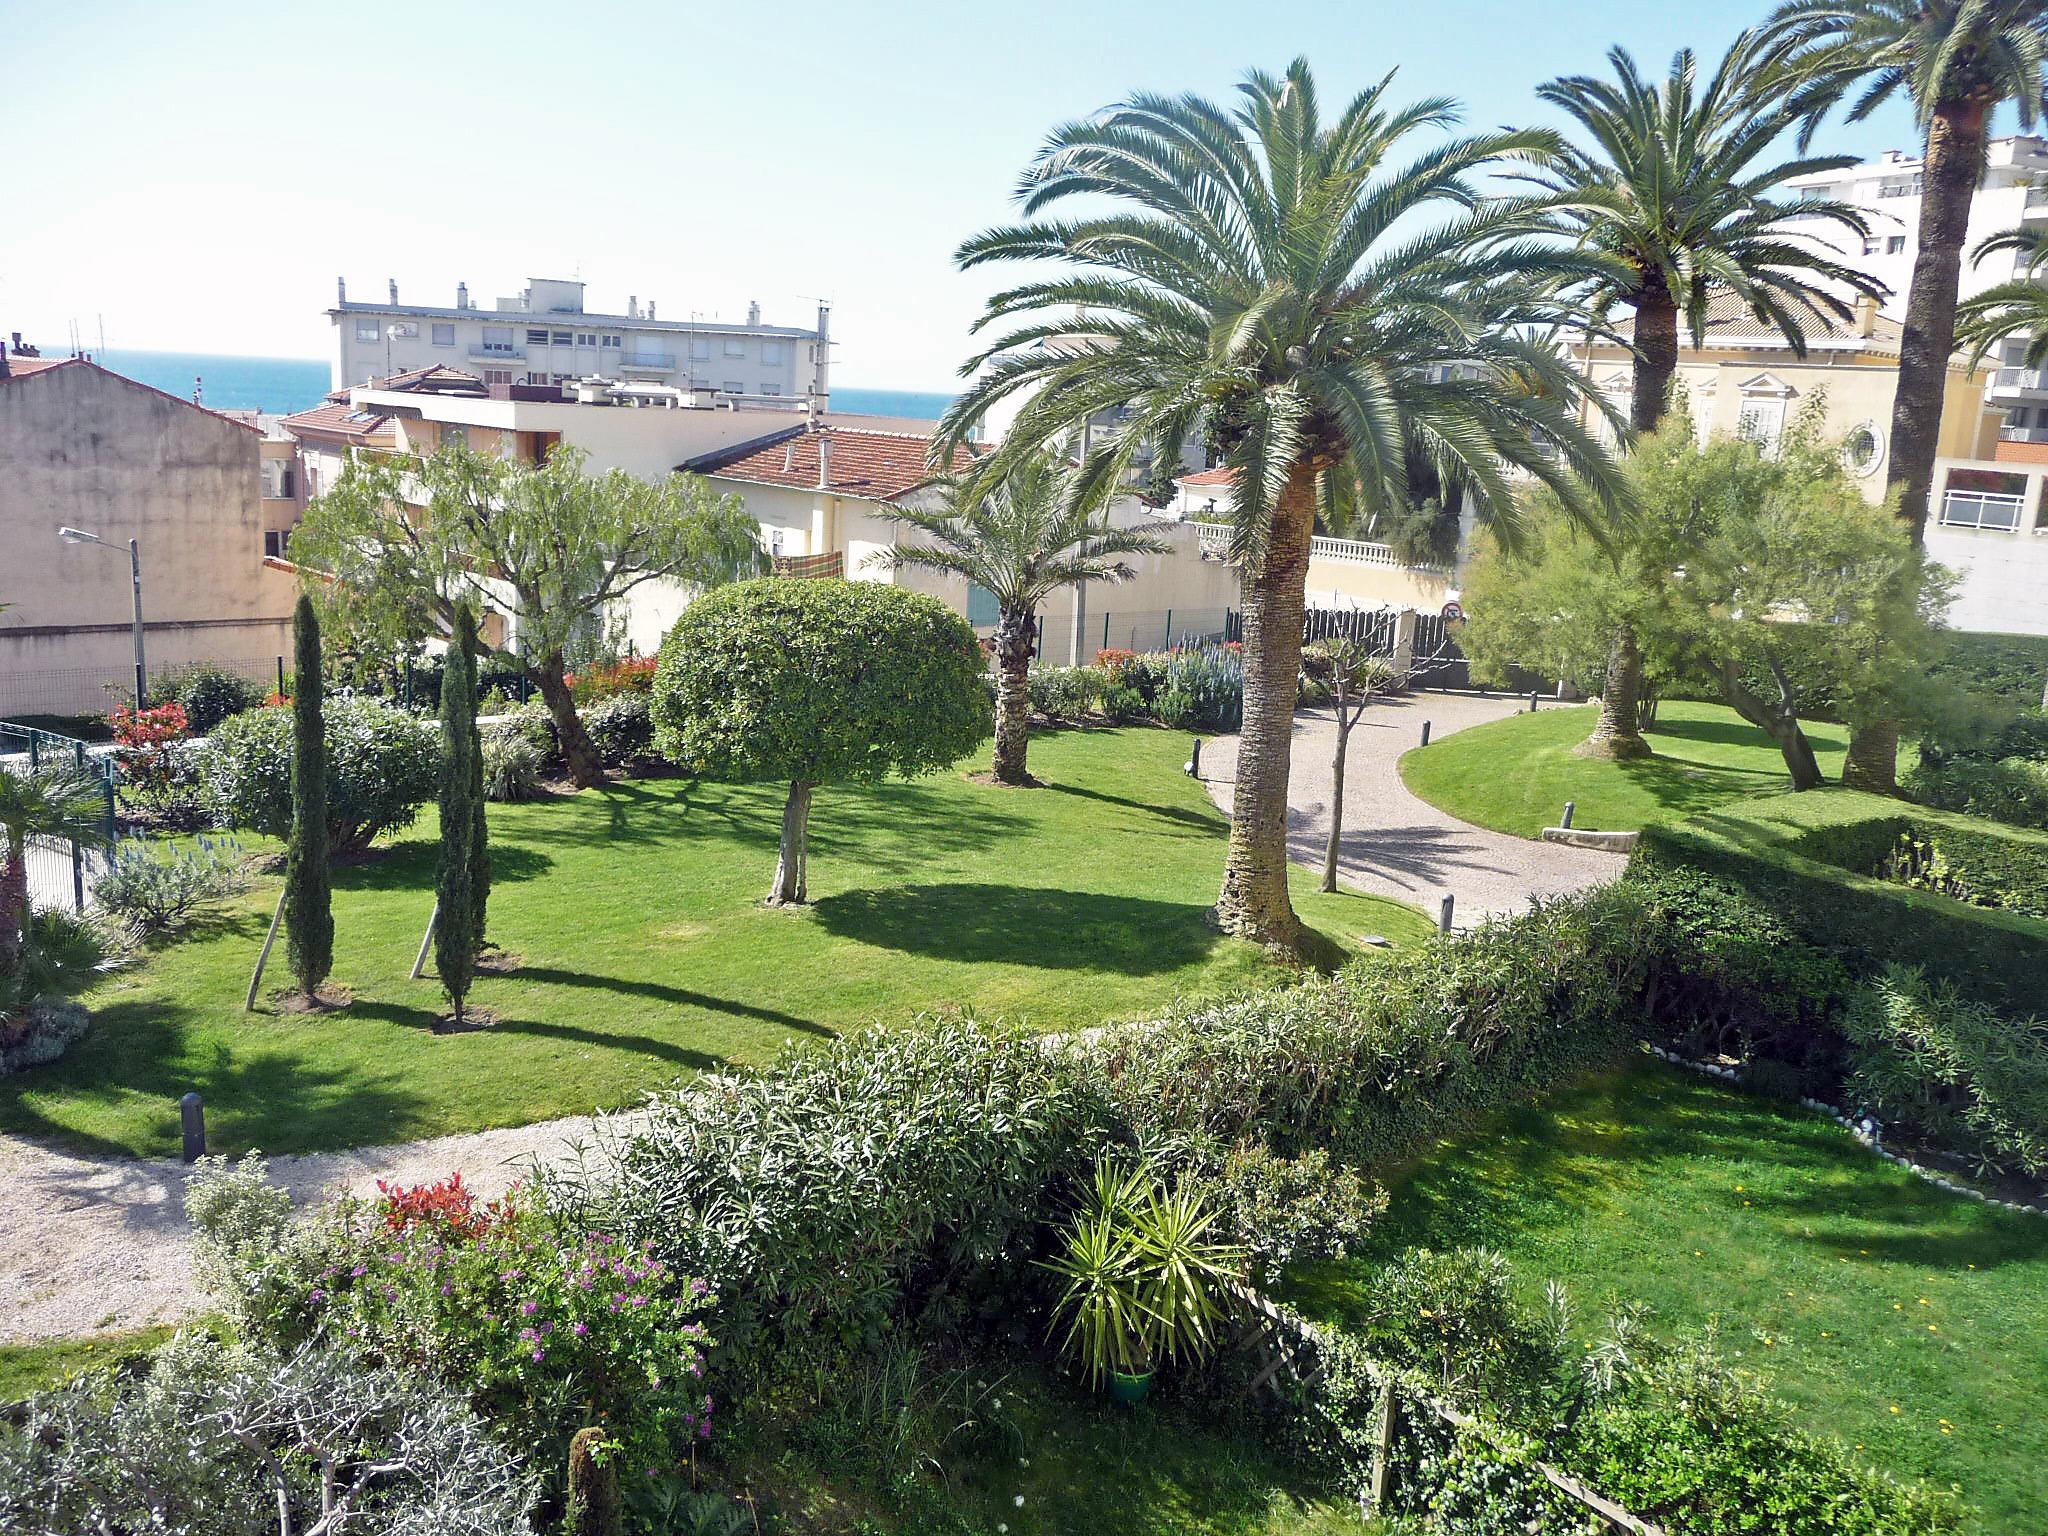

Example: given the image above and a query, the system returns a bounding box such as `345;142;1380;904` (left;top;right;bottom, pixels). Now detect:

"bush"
1343;1248;1568;1418
0;908;117;1037
1163;645;1244;731
0;997;90;1076
94;834;248;935
1906;755;2048;830
185;1152;305;1333
1190;1144;1385;1286
148;663;267;734
1843;966;2048;1178
584;690;654;767
1026;665;1101;720
1927;629;2048;710
497;699;561;766
1876;822;2048;921
195;695;439;855
479;729;545;802
1154;687;1196;729
567;654;658;705
108;702;200;822
1098;682;1147;722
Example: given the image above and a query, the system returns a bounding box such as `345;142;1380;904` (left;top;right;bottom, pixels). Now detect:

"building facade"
0;351;294;716
328;275;831;405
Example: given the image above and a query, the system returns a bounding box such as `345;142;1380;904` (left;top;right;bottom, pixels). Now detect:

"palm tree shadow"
1043;779;1222;832
814;882;1220;973
516;965;832;1036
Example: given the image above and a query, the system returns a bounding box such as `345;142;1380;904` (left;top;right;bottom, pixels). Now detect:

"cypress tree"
435;606;477;1022
283;595;333;1000
465;612;490;953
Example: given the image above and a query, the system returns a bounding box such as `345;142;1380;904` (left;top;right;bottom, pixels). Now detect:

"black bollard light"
1438;894;1455;935
180;1092;206;1163
1529;691;1539;712
1562;800;1576;830
1186;736;1202;778
1420;720;1432;747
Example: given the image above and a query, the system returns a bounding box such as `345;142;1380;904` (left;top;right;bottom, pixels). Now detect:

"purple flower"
572;1322;589;1337
531;1348;545;1363
308;1289;326;1304
350;1264;367;1278
519;1300;537;1316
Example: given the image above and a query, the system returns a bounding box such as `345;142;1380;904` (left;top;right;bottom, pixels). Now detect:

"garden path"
1200;692;1624;927
0;1108;644;1344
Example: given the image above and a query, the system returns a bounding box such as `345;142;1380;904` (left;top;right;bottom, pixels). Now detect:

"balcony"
1195;521;1451;572
1991;366;2048;397
620;352;676;372
1938;490;2026;531
2001;425;2048;444
469;343;524;360
2026;186;2048;216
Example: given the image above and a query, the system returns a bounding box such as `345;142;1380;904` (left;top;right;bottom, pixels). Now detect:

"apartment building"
328;275;831;405
1786;136;2048;446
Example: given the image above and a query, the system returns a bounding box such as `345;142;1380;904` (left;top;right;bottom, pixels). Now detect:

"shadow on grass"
814;882;1221;973
516;965;832;1037
1043;778;1222;833
335;841;554;890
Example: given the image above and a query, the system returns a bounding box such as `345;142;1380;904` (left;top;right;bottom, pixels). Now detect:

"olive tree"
293;442;763;788
652;578;991;905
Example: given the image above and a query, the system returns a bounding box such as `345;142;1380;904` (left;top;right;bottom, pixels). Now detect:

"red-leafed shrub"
109;702;192;818
1095;647;1140;680
374;1171;507;1240
565;655;658;705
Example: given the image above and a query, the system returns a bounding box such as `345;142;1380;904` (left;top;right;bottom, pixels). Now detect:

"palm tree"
939;60;1626;952
0;767;107;974
1765;1;2046;791
871;450;1171;787
1957;224;2048;368
1527;31;1885;758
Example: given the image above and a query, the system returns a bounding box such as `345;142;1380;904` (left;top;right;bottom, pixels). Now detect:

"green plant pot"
1108;1369;1154;1404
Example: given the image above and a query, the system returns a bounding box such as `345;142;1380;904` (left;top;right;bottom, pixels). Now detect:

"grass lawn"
1;726;1430;1159
1398;700;1866;838
0;1325;180;1403
1281;1061;2048;1533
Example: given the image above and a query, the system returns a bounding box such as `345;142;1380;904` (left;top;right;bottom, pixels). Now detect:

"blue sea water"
86;348;952;423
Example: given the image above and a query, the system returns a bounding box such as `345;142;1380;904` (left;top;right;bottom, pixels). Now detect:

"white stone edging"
1641;1043;2046;1219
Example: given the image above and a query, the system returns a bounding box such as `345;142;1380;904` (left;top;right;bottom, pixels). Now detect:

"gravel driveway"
1200;692;1625;927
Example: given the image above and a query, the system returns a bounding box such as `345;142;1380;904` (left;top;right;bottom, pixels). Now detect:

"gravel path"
1201;692;1625;927
0;1111;640;1345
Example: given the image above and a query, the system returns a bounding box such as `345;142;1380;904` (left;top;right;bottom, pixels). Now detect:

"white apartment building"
328;275;830;405
1787;136;2048;444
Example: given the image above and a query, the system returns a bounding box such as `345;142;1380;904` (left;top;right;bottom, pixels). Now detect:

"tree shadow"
1044;779;1222;833
516;965;832;1037
813;882;1221;973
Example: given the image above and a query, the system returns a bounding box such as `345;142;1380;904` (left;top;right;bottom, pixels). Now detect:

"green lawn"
1399;700;1864;838
2;726;1429;1158
1282;1061;2048;1533
0;1326;180;1403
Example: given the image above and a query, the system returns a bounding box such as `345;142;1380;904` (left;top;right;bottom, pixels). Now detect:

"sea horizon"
68;347;953;422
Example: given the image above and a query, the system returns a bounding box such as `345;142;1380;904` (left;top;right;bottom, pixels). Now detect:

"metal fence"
1058;606;1237;661
0;655;283;728
0;721;118;916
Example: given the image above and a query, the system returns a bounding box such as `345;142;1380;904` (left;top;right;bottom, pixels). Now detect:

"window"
389;321;418;338
431;323;455;346
440;423;466;452
481;327;515;354
1879;175;1922;198
1843;420;1885;477
1797;186;1829;202
1862;236;1881;256
722;379;744;394
355;321;380;342
724;338;747;357
552;330;573;345
576;332;596;346
1736;398;1785;453
602;334;621;348
527;328;550;345
1886;235;1907;254
264;529;286;558
690;339;712;361
761;340;786;365
483;368;514;386
260;459;296;499
760;383;780;396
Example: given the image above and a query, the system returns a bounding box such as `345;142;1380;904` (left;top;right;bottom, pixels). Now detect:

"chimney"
647;300;657;320
628;295;638;318
747;299;761;325
783;439;798;472
0;344;9;380
388;278;399;304
816;433;832;490
337;276;347;305
457;281;469;310
1854;294;1879;338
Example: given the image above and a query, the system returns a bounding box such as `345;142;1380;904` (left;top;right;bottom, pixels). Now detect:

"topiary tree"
197;697;438;856
435;605;478;1023
652;578;991;906
284;596;333;1003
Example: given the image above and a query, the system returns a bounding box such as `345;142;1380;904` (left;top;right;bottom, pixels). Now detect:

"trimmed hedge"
1928;630;2048;709
1632;791;2048;1014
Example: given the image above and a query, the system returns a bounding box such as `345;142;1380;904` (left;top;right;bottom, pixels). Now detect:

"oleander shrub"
195;695;439;855
1905;755;2048;831
479;729;545;802
1187;1145;1385;1286
1843;966;2048;1178
1025;665;1101;720
147;663;268;734
94;834;248;935
584;690;654;767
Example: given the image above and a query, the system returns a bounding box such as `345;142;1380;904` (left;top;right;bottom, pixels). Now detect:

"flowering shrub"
95;834;248;935
109;702;195;819
567;655;659;705
1094;648;1140;680
297;1180;716;1479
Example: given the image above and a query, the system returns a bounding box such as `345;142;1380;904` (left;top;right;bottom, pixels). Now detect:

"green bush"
497;700;560;766
1154;687;1196;729
1345;1248;1568;1419
195;696;439;855
1905;755;2048;830
1927;630;2048;710
1877;823;2048;921
1163;645;1244;731
1097;682;1147;722
1844;966;2048;1178
147;663;267;734
1026;665;1101;720
94;834;248;935
1188;1144;1385;1286
479;729;545;802
583;690;654;767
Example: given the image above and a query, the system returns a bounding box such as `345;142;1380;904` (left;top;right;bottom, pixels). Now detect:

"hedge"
1632;790;2048;1014
1928;630;2048;709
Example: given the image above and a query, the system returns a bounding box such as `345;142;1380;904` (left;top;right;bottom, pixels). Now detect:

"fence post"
27;735;38;772
71;839;85;912
73;740;85;770
1163;608;1173;649
1102;611;1110;655
1392;608;1418;676
276;655;286;698
1367;1375;1397;1514
102;772;117;845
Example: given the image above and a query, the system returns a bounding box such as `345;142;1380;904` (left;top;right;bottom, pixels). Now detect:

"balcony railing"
620;352;676;370
1992;366;2048;394
2027;186;2048;212
469;343;524;360
1195;521;1451;572
2001;425;2048;443
1938;490;2026;531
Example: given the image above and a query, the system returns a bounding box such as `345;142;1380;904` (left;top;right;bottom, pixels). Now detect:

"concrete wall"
1300;555;1455;614
0;363;293;714
1929;456;2048;636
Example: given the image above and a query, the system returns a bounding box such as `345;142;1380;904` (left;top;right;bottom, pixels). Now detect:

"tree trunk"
1718;661;1823;791
1215;462;1315;953
533;659;604;789
768;779;814;906
991;607;1037;786
1580;626;1652;760
0;843;25;974
1889;96;1988;543
1629;293;1680;435
1321;713;1350;895
1841;719;1900;793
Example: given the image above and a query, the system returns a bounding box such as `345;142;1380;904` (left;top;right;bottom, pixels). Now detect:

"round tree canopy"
652;577;991;786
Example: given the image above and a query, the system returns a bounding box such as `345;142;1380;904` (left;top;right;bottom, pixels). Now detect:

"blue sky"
3;0;1940;388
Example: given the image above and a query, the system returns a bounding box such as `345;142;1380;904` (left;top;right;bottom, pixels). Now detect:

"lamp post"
58;526;146;708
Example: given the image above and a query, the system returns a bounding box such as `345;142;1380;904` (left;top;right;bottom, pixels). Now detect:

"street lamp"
58;526;146;709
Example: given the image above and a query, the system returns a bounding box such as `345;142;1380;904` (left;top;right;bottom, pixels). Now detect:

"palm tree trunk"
1629;293;1680;435
1320;712;1350;895
992;608;1036;786
1841;720;1900;793
768;779;813;906
1215;463;1314;953
1579;625;1652;761
532;659;604;789
0;842;25;974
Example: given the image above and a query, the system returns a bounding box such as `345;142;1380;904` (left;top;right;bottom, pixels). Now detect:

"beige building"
0;351;295;718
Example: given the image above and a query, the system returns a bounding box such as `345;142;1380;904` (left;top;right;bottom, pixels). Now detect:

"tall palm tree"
1527;31;1885;758
938;60;1627;952
871;450;1172;787
1765;1;2046;790
1956;223;2048;368
0;767;106;974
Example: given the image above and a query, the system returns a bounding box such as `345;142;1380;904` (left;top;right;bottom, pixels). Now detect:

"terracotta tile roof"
374;363;487;395
1607;291;1901;351
685;427;979;501
1178;466;1237;487
0;354;262;432
279;399;399;449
